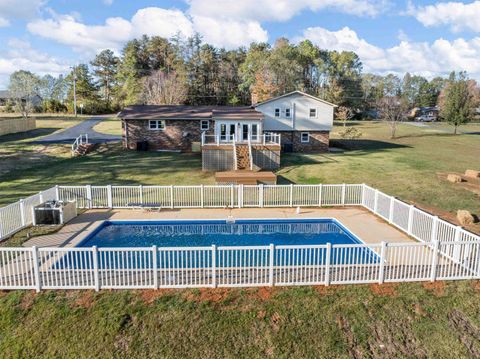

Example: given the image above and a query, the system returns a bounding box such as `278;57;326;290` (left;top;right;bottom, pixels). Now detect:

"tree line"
5;34;480;128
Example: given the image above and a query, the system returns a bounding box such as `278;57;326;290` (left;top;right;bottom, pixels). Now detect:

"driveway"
33;116;121;144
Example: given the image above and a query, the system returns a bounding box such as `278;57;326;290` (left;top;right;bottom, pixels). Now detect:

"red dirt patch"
138;289;175;304
422;281;446;296
314;285;339;296
19;290;37;310
73;290;95;309
245;287;278;301
183;288;231;303
270;312;282;332
471;281;480;293
369;283;398;297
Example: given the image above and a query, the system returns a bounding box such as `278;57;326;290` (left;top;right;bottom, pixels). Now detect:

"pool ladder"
226;216;235;224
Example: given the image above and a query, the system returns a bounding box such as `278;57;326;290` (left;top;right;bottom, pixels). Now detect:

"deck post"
269;244;275;286
388;196;394;223
92;246;100;291
325;243;331;286
211;245;217;288
430;240;440;282
152;245;158;289
32;246;41;292
289;184;293;207
407;205;414;235
378;241;387;284
86;185;92;209
318;184;323;207
107;185;112;209
19;199;26;227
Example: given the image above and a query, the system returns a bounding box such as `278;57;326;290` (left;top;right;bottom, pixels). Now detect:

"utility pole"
71;65;77;117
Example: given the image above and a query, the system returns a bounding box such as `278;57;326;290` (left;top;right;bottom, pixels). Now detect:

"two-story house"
118;91;337;176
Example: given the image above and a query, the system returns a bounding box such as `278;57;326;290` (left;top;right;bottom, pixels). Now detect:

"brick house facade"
273;131;329;152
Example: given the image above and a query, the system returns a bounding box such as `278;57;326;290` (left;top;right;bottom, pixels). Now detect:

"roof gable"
254;90;337;108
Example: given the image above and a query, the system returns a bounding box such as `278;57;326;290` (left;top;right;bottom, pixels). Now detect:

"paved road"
33;116;121;144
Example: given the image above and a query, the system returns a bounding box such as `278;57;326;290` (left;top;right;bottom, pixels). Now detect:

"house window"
200;120;209;131
285;108;291;118
301;132;310;143
149;120;165;130
309;108;317;118
274;108;280;117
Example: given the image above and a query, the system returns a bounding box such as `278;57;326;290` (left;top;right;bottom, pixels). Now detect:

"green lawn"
0;281;480;358
92;117;122;135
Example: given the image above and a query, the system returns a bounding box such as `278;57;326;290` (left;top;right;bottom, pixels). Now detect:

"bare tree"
8;70;40;119
377;96;408;139
336;106;354;127
142;70;187;105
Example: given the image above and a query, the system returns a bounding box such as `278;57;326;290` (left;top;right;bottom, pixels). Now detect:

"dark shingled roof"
117;105;263;121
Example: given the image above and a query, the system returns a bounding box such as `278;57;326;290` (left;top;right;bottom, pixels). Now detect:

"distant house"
0;90;43;109
410;106;439;122
118;91;337;172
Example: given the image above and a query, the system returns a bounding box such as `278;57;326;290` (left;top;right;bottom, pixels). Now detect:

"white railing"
71;133;89;156
1;183;480;290
201;132;281;146
0;240;478;291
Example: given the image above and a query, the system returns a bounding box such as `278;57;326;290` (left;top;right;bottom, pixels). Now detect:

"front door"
241;124;249;142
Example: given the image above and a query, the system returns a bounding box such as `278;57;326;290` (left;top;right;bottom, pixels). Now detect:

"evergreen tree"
91;49;119;109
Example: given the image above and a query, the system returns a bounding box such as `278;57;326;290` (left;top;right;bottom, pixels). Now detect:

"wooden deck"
215;170;277;185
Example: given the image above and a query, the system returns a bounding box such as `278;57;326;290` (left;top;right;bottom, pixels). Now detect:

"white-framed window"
285;108;291;118
274;108;280;117
149;120;165;130
200;120;209;130
301;132;310;143
309;108;317;118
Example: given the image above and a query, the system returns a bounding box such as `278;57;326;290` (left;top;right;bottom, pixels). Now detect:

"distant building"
410;106;439;122
0;90;43;109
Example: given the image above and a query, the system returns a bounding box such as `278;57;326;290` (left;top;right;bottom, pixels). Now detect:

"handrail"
202;133;280;146
71;134;89;156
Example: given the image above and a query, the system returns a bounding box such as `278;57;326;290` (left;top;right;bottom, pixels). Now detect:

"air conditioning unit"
33;200;77;225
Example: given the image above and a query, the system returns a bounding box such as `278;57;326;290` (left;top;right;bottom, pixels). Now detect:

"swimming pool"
79;219;364;248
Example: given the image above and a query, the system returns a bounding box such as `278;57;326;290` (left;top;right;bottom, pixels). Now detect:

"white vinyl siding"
149;120;165;130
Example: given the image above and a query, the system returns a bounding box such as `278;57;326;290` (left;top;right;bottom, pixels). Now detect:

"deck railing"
1;183;479;290
71;133;89;156
201;132;281;146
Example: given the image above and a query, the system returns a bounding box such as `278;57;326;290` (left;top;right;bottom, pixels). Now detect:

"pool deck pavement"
24;206;414;248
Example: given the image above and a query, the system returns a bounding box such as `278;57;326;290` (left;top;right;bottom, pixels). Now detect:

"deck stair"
235;144;251;170
74;143;95;156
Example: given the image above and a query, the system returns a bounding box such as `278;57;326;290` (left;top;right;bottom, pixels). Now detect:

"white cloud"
0;39;68;88
187;0;390;21
0;0;44;25
103;0;113;5
300;26;480;79
407;0;480;33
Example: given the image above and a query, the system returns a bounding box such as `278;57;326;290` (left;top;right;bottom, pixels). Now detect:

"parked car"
415;114;436;122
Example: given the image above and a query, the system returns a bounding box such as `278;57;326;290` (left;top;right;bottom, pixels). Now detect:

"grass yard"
92;117;122;135
1;281;480;358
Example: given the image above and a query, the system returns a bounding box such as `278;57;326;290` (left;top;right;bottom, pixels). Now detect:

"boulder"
457;210;475;226
465;170;480;178
447;174;463;183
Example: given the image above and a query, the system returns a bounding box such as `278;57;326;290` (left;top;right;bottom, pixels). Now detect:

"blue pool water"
79;219;364;248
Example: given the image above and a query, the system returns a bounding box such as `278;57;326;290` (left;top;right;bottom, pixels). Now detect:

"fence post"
373;189;379;213
378;241;387;284
453;227;461;262
86;185;92;209
19;199;26;227
318;184;323;207
269;244;275;286
139;185;143;207
32;246;41;293
361;183;366;206
200;185;204;208
55;185;60;201
238;184;243;208
341;183;346;206
407;205;414;235
152;245;158;289
430;240;440;282
211;245;217;288
92;246;100;291
39;191;44;203
325;243;331;286
259;184;264;208
430;216;439;242
107;185;113;209
289;184;293;207
230;184;234;209
170;185;174;209
388;197;394;223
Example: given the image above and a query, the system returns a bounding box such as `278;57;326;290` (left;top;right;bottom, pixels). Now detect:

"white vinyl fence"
1;183;479;291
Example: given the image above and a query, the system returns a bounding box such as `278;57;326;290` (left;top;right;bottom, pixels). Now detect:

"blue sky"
1;0;480;88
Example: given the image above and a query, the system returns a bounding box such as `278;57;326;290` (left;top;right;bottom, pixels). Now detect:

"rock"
457;210;475;226
447;174;463;183
465;170;480;178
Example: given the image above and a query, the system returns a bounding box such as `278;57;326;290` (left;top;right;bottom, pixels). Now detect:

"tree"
377;96;408;139
91;49;119;108
142;70;187;105
439;72;475;134
66;64;100;114
8;70;40;119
